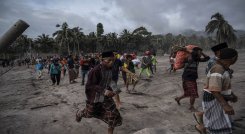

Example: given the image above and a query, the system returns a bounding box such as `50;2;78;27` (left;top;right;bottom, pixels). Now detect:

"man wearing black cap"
76;51;122;134
205;42;228;74
194;42;228;133
202;48;238;134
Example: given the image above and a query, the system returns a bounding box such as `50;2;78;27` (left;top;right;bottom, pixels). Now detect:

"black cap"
211;42;228;52
102;51;114;58
193;47;203;51
220;48;238;59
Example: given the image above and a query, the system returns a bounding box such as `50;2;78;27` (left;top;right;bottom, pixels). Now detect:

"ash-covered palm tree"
70;27;85;55
205;12;237;45
120;29;131;42
132;26;152;51
12;35;30;56
53;22;71;55
105;32;118;51
175;34;186;46
118;29;131;51
35;34;55;53
86;32;97;53
96;23;104;37
163;33;174;54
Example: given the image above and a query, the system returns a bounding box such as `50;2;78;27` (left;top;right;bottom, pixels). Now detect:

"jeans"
81;70;89;85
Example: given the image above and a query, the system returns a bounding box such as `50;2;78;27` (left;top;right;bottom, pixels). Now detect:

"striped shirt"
204;63;231;94
182;54;210;80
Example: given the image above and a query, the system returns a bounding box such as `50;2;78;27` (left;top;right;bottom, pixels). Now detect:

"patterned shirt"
141;56;151;69
85;64;112;103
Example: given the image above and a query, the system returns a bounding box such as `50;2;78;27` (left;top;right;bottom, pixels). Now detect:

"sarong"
183;80;198;98
78;97;122;128
126;73;138;85
69;68;76;81
202;91;232;134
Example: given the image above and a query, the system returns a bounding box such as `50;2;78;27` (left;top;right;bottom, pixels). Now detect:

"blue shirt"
35;63;43;70
50;63;61;74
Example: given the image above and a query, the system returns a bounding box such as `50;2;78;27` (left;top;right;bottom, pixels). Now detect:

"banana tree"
70;27;85;55
53;22;71;55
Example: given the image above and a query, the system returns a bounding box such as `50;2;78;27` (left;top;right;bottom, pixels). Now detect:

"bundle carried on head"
171;45;186;53
174;44;200;70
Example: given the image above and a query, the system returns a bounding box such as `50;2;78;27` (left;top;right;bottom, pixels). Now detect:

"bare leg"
195;111;204;116
194;111;204;124
175;95;186;105
131;81;138;92
126;83;130;93
114;94;122;109
108;127;114;134
195;124;206;134
189;97;197;112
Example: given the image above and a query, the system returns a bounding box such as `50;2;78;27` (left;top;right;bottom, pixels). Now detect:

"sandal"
174;97;181;105
76;110;82;122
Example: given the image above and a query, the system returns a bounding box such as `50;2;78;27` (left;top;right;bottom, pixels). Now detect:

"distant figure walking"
151;53;158;73
49;59;62;85
80;55;90;85
122;54;138;93
35;60;44;79
67;55;76;83
60;57;67;77
139;51;151;78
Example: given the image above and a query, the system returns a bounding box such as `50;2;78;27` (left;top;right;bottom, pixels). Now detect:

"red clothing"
183;80;198;98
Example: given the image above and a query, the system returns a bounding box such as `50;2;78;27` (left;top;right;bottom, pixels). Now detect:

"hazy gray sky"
0;0;245;37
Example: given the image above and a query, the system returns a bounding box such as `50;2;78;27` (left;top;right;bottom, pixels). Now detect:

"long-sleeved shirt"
85;64;113;103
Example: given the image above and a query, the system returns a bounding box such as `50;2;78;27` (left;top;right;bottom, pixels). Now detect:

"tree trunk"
68;42;70;55
77;40;80;55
